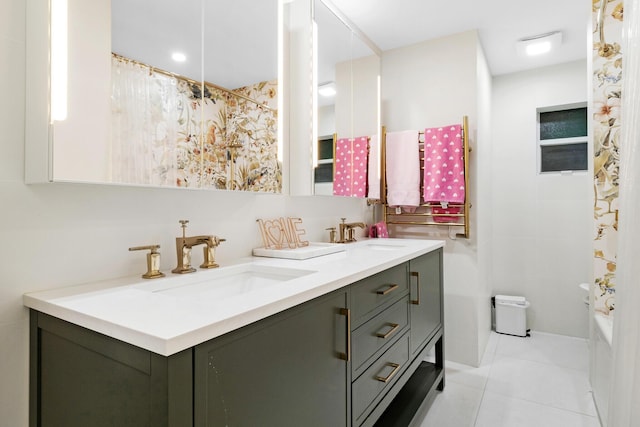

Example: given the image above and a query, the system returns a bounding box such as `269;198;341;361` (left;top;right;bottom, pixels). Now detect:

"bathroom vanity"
25;239;444;427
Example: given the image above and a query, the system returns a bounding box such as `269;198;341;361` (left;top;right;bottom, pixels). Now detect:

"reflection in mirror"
313;0;380;198
110;0;280;192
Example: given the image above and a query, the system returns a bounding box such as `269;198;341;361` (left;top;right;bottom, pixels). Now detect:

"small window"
314;135;334;183
537;104;588;173
317;135;334;161
540;143;588;172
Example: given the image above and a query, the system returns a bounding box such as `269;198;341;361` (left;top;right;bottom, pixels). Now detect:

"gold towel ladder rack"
381;115;471;238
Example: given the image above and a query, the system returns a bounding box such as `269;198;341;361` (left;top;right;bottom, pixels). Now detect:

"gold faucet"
338;218;366;243
172;220;226;274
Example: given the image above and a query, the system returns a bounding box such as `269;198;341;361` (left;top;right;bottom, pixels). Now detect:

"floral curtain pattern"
110;55;281;192
593;0;624;316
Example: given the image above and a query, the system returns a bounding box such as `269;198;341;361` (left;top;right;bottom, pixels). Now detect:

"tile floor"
413;331;601;427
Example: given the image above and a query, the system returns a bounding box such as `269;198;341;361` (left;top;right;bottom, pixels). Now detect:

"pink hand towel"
333;136;369;197
386;130;420;210
432;206;461;223
423;124;465;204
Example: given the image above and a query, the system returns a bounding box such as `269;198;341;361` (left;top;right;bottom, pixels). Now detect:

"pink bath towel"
333;136;369;197
423;124;465;204
386;130;420;210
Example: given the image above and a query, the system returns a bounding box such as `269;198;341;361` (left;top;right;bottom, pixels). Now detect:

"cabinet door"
409;249;443;356
194;290;350;427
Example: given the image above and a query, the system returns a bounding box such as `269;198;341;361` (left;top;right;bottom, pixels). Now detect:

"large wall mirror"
312;0;381;198
26;0;282;192
25;0;379;197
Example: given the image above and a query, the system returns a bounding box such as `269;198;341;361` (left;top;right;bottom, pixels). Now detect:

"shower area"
591;0;640;426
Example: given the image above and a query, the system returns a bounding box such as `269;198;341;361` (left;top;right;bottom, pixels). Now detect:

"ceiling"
329;0;589;76
111;0;278;90
111;0;589;91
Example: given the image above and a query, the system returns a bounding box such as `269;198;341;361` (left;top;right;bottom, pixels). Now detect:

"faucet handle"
201;239;224;269
326;227;337;243
128;245;165;279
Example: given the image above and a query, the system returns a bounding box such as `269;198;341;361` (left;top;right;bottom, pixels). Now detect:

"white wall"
491;60;591;338
381;30;493;366
0;2;367;425
475;40;494;364
318;104;336;137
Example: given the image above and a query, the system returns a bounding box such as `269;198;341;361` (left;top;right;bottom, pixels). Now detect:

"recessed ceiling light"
517;31;562;57
318;81;337;97
171;52;187;62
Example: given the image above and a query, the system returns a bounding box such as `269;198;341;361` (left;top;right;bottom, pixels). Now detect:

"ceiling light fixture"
171;52;187;62
318;81;337;97
517;31;562;57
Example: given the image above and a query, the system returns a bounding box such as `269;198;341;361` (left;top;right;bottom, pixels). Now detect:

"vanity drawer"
352;296;409;379
352;332;409;425
351;263;408;326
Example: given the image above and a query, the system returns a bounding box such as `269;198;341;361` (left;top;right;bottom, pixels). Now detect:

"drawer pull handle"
375;362;401;383
410;271;421;305
375;323;400;339
376;283;399;295
338;308;351;361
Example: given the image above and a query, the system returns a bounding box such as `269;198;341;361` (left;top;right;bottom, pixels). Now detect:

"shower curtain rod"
111;53;276;112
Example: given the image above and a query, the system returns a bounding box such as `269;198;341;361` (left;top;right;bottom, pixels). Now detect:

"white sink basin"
50;263;316;313
152;264;314;299
365;242;407;251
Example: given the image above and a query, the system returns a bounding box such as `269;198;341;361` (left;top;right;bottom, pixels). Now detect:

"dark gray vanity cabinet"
30;247;444;427
193;289;350;427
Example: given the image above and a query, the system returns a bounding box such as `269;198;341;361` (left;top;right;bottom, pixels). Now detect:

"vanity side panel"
29;311;38;427
30;311;193;427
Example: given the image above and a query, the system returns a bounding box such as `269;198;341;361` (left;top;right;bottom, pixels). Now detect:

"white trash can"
495;295;530;337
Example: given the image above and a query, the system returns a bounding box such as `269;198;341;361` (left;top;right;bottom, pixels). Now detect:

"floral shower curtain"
110;55;281;192
111;57;184;186
609;0;640;424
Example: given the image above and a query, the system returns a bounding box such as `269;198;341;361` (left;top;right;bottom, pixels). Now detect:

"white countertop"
24;238;444;356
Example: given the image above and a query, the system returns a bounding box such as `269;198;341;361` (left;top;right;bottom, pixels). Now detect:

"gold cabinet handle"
338;308;351;361
375;323;400;339
374;362;401;383
376;283;399;295
410;271;420;305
